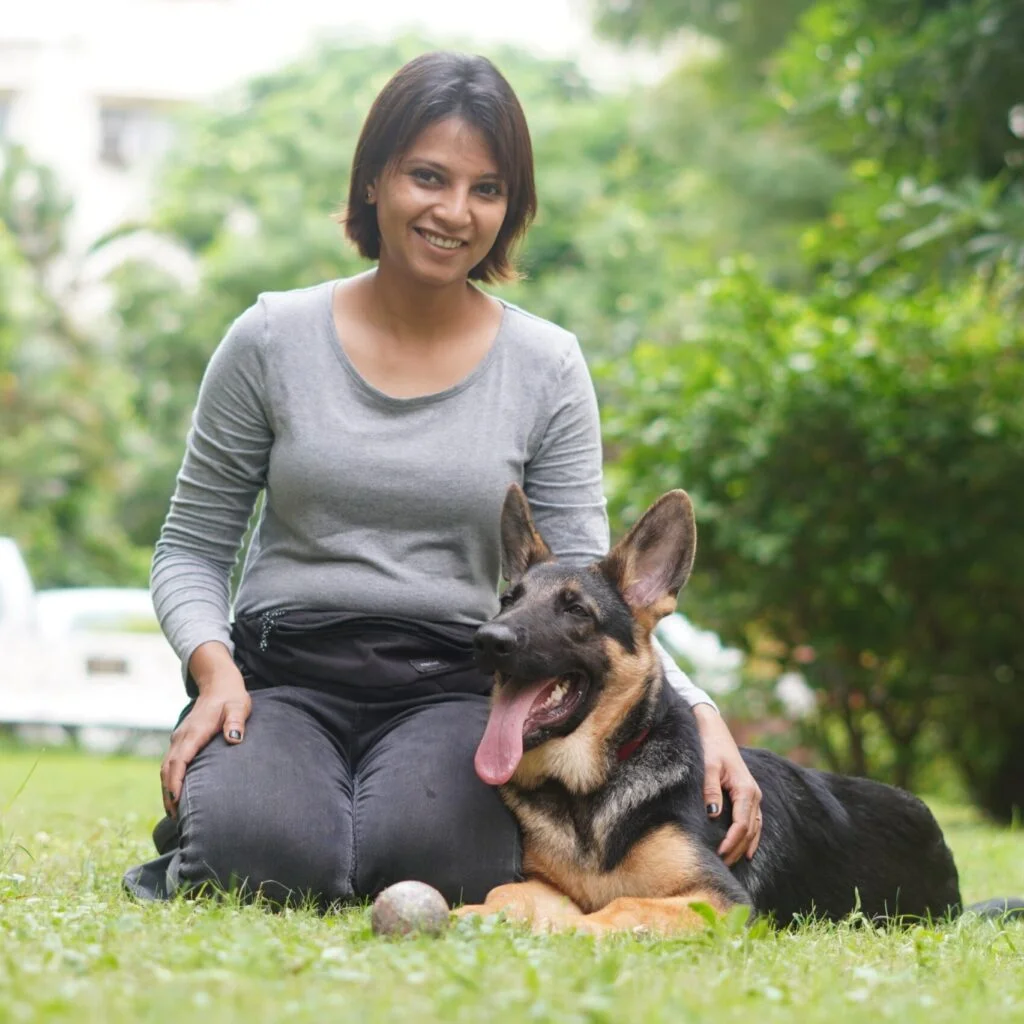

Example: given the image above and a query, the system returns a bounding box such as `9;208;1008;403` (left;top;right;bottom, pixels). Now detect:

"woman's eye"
411;168;441;185
476;182;504;198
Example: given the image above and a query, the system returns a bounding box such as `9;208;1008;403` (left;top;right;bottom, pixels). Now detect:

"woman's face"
372;117;509;288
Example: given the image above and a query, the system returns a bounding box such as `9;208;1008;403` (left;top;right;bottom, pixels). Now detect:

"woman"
124;51;762;908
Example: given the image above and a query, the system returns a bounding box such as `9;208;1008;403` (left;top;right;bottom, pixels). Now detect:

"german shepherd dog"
458;485;1022;936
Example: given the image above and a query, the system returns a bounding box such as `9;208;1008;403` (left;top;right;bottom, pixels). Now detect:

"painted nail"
228;730;242;741
706;803;720;816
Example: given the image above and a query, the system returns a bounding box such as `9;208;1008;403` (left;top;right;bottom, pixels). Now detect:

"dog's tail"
964;897;1024;920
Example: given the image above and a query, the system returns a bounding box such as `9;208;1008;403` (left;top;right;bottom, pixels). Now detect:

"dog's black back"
657;682;962;922
733;745;961;922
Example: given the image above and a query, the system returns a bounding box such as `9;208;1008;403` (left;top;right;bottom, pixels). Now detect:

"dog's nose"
474;622;519;670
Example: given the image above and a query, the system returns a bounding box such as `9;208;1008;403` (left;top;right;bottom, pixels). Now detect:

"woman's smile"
414;227;469;252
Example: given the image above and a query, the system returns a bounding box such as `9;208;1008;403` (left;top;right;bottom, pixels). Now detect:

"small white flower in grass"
852;965;882;983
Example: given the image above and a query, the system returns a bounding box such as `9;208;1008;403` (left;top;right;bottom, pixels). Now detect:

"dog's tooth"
549;683;568;708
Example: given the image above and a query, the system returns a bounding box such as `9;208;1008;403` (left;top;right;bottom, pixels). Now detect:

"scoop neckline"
323;279;509;408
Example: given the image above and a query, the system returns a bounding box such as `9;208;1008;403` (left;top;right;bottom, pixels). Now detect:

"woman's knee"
176;744;354;907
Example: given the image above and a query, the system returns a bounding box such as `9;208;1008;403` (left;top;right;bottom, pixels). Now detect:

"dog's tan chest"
520;820;703;914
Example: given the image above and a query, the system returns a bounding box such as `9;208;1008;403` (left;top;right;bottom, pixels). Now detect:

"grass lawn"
0;747;1021;1023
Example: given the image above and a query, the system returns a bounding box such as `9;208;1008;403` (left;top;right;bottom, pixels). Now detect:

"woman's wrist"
188;641;245;694
691;702;720;722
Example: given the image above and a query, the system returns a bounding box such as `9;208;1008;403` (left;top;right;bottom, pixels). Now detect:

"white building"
0;1;326;263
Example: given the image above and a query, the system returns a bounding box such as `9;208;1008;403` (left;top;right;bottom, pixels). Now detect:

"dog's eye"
499;586;522;609
566;602;590;619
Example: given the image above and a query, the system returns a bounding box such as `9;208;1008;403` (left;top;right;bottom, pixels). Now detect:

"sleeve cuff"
652;635;718;712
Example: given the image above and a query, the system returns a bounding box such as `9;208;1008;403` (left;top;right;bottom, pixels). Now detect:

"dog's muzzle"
474;622;520;673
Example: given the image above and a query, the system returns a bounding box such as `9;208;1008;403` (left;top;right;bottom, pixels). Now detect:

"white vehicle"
0;537;35;634
33;587;162;640
0;540;184;751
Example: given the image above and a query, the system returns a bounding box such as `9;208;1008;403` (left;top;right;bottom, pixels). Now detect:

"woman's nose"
434;187;472;227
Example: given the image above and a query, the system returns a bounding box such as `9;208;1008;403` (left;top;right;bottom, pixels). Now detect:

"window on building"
98;103;175;168
0;94;13;142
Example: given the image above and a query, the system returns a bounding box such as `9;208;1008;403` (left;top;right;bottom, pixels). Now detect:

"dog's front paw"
569;917;614;938
452;903;494;921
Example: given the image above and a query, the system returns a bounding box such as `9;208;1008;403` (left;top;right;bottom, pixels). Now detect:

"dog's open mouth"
524;673;588;730
474;673;588;786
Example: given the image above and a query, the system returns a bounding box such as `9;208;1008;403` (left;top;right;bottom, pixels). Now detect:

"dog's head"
473;484;696;791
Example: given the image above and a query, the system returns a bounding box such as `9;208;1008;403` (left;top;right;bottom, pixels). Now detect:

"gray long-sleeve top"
152;280;713;707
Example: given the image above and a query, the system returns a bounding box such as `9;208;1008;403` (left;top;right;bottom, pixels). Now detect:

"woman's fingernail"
228;730;242;741
706;803;720;816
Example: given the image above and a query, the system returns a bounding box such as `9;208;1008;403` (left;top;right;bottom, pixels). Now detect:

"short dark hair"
343;52;537;284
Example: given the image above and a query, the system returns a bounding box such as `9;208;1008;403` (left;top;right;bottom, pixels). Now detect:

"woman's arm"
522;340;716;700
653;637;718;710
152;300;272;817
151;300;274;684
522;337;762;861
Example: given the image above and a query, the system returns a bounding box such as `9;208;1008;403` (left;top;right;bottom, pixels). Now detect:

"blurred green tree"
0;145;149;587
598;0;1024;817
777;0;1024;302
591;0;816;69
592;0;1024;296
773;0;1024;182
603;264;1024;803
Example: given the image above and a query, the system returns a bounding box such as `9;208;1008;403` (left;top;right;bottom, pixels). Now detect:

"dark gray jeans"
122;685;521;908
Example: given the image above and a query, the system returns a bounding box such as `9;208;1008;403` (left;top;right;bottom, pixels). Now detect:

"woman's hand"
160;644;251;819
692;703;763;865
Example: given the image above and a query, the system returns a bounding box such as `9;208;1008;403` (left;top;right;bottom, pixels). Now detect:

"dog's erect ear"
601;490;696;619
500;483;554;585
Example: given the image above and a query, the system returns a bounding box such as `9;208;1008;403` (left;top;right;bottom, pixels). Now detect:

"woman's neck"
367;263;481;343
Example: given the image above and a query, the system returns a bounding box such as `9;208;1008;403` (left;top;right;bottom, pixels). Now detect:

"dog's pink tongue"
474;680;553;786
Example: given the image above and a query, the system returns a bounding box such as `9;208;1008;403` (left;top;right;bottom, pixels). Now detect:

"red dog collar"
616;727;651;762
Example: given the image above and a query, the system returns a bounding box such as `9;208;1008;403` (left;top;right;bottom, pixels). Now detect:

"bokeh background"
1;0;1022;821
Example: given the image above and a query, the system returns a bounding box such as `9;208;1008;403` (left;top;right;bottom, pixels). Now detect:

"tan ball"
370;880;450;937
